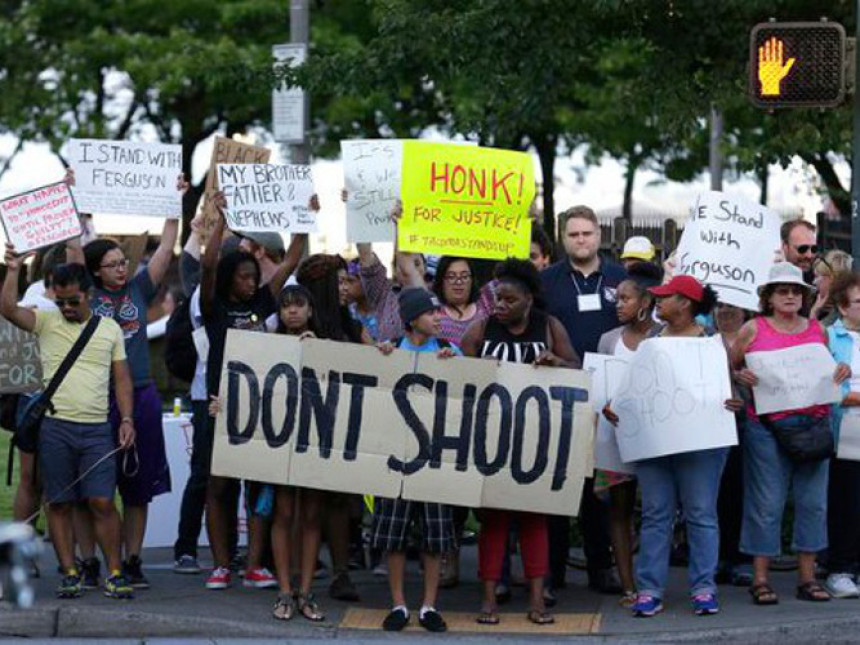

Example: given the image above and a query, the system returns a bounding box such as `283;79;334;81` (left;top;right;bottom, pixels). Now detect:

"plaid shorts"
371;497;456;554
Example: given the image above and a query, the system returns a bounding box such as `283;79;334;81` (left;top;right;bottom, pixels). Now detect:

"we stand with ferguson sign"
211;331;594;515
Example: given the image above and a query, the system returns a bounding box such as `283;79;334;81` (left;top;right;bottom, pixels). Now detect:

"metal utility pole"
289;0;310;166
709;104;724;191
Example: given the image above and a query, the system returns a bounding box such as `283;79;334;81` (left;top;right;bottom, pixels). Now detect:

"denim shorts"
39;417;116;503
740;416;829;556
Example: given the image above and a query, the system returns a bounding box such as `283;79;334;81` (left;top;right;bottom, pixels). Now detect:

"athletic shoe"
372;562;389;577
122;555;150;589
382;606;409;631
418;607;447;632
79;557;100;590
826;573;860;599
103;573;134;599
631;593;663;617
243;567;278;588
173;554;201;575
692;593;720;615
206;566;232;590
56;572;83;599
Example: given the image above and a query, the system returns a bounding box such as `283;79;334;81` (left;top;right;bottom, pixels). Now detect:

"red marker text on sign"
429;162;525;206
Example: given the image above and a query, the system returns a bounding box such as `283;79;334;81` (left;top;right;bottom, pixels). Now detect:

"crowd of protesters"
4;167;860;632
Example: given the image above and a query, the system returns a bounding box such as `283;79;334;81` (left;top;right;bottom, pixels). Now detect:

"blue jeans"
635;448;728;598
740;417;828;556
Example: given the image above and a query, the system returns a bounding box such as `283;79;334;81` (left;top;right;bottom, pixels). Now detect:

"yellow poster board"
398;141;535;260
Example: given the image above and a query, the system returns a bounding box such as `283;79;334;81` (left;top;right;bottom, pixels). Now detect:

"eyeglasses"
444;272;472;284
794;244;819;255
774;285;804;296
54;297;81;308
100;258;129;270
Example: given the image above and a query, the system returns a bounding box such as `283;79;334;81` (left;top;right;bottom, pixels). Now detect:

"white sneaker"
825;573;859;598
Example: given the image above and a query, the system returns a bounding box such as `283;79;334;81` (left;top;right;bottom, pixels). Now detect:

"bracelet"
121;417;133;424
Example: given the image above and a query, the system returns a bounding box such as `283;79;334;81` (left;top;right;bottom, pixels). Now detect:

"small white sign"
583;352;635;475
747;343;840;415
0;182;81;253
342;139;402;243
272;43;307;144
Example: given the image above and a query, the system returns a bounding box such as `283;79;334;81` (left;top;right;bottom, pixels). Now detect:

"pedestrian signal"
749;22;846;108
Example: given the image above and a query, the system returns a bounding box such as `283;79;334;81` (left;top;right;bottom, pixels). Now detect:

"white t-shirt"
19;281;57;311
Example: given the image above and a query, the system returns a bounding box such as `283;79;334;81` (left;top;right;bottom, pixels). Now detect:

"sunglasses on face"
54;297;82;308
794;244;818;255
774;285;804;296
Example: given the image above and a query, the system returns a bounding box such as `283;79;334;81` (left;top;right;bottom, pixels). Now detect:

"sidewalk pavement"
4;544;860;643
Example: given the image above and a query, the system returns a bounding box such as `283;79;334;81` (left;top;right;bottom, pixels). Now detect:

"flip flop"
476;611;500;625
527;609;555;625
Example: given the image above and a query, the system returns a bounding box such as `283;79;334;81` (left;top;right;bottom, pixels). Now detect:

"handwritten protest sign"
746;343;840;415
0;317;41;394
342;139;402;243
201;137;271;245
612;336;736;462
217;163;316;234
675;191;781;311
583;352;635;475
398;142;535;260
211;330;593;515
0;182;81;253
68;139;182;218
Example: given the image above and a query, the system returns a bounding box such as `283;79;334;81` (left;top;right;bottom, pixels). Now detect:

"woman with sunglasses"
731;262;850;605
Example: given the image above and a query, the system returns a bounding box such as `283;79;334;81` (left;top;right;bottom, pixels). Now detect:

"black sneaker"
56;572;83;599
122;555;150;589
329;571;360;601
419;607;447;632
79;557;100;590
382;606;410;631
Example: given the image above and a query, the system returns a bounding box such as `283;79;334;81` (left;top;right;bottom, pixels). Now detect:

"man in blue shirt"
540;205;627;597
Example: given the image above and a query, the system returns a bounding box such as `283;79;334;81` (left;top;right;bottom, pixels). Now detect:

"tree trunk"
758;161;768;206
801;152;849;216
534;133;557;243
622;155;639;222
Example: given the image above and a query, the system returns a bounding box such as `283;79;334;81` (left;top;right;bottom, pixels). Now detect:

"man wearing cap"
371;287;459;633
620;236;656;271
540;205;626;596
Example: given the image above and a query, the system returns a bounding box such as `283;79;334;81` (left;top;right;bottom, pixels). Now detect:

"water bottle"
173;397;182;417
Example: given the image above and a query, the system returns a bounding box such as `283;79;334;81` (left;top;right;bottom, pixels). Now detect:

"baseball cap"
238;232;285;256
649;275;705;302
398;288;441;325
621;236;656;261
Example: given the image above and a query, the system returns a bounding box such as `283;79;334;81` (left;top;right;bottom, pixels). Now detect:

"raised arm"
268;194;318;297
390;199;424;289
62;168;86;266
179;211;205;297
146;174;188;287
1;244;36;332
200;195;226;319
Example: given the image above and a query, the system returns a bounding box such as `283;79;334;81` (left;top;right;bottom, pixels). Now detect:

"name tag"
578;293;602;312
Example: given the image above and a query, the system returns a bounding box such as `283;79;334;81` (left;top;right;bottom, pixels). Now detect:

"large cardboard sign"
398;142;535;260
0;182;81;253
0;317;41;394
68;139;182;217
675;191;782;311
201;137;271;245
211;330;594;515
746;343;840;415
217;163;316;234
612;336;737;462
342;139;402;243
582;352;635;475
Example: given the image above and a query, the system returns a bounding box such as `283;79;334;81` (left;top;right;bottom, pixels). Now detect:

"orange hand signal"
758;36;796;97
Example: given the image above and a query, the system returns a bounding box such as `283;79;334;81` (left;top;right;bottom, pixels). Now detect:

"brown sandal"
749;583;779;605
796;581;831;602
297;592;326;621
476;611;500;625
527;609;555;625
272;594;296;620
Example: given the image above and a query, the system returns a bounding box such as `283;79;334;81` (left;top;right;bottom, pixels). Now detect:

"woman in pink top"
432;256;495;345
732;262;850;605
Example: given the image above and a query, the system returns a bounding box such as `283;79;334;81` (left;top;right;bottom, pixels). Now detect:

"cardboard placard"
0;317;41;394
582;352;634;475
398;142;535;260
613;336;737;462
211;330;594;515
217;163;316;234
201;137;271;245
675;191;782;311
747;343;840;415
68;139;182;218
0;182;81;253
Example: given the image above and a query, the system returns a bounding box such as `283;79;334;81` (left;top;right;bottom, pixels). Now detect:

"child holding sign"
372;287;460;633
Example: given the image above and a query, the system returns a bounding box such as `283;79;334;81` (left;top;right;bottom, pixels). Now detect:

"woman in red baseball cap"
605;274;741;618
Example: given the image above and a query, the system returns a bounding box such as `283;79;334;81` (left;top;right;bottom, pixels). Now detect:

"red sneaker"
206;566;232;590
243;567;277;589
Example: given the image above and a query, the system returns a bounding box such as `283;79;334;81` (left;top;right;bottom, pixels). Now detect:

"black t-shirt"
480;309;549;365
205;288;276;395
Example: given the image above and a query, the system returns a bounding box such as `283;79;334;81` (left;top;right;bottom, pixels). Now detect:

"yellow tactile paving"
339;608;601;634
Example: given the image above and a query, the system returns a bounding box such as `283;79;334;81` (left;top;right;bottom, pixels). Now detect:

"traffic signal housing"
749;21;846;109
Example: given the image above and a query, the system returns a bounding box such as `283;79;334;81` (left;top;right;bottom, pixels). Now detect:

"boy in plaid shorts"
373;288;459;632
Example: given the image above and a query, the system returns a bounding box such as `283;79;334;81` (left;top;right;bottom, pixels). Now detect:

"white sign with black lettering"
583;352;635;475
68;139;182;217
342;139;402;243
613;336;737;462
675;191;781;311
746;343;840;415
217;163;316;234
272;43;307;144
